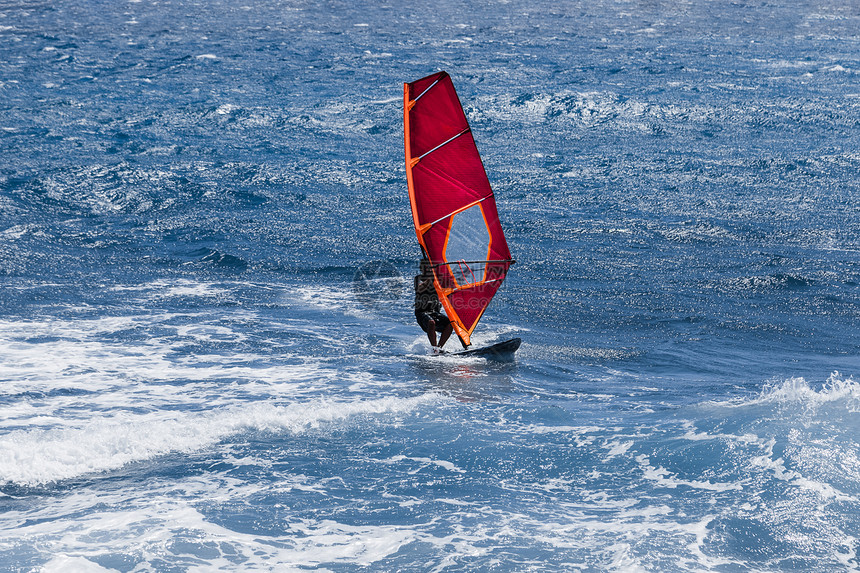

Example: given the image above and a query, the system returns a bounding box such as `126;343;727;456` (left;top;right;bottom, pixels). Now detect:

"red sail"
404;71;514;348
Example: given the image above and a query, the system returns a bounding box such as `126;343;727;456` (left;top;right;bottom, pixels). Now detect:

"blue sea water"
2;0;860;570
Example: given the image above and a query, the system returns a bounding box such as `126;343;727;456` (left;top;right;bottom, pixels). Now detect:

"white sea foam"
0;312;325;406
473;90;714;134
20;477;408;570
290;283;370;318
711;372;860;412
381;455;466;474
745;437;855;501
2;476;424;570
635;455;742;492
761;373;860;408
687;373;860;505
40;555;117;573
0;394;441;486
134;278;228;298
657;221;740;244
603;439;634;460
0;460;747;572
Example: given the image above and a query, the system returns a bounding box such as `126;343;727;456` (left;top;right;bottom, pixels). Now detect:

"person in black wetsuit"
414;258;453;353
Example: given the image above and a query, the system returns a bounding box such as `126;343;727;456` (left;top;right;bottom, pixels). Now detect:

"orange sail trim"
404;71;514;348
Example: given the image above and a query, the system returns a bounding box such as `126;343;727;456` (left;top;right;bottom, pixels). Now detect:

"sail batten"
416;127;471;162
404;71;513;348
425;193;494;228
411;77;442;104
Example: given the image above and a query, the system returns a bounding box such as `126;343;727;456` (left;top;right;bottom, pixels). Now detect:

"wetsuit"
414;274;451;333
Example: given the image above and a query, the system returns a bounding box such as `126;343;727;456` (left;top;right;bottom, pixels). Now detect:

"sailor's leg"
438;322;453;349
426;319;438;347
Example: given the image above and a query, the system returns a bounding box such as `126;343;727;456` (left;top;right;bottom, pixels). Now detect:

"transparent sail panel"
444;204;490;286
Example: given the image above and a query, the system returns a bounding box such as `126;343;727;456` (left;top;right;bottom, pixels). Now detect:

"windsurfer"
414;259;453;354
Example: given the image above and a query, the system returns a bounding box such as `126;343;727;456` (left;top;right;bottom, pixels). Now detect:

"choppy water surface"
2;0;860;570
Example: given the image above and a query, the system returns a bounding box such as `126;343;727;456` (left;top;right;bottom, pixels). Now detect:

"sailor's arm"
415;275;433;292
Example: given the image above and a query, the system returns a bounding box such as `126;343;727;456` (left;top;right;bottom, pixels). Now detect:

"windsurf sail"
404;71;514;348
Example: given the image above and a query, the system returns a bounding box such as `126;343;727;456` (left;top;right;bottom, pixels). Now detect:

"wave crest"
712;372;860;415
0;394;441;487
758;373;860;409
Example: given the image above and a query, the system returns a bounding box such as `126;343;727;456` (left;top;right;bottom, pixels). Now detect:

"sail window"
444;204;490;286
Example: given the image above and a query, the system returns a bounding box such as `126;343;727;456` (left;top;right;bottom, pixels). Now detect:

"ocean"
2;0;860;570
